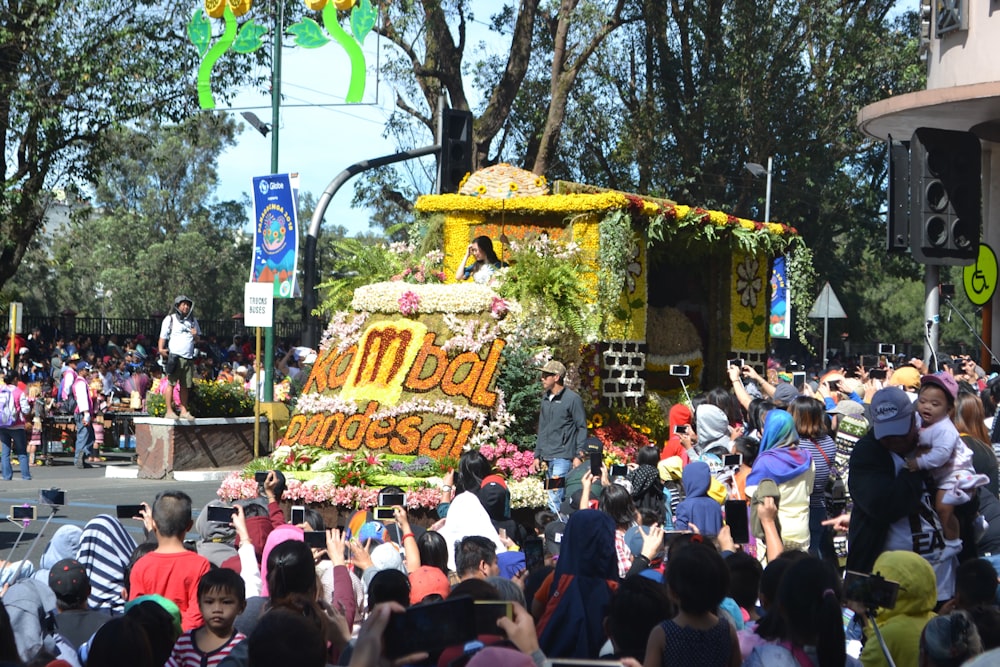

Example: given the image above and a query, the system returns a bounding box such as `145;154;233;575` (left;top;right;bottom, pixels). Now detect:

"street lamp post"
744;157;773;222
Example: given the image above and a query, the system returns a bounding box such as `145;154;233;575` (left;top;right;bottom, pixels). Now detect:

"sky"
213;5;494;239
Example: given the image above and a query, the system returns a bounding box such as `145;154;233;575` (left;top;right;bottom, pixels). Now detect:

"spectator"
860;550;937;667
454;536;499;581
47;558;110;649
158;295;201;420
165;568;247;667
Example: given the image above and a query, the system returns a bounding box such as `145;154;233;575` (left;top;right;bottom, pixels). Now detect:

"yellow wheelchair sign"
964;244;997;307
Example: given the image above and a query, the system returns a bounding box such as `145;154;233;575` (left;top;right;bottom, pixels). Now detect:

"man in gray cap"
531;359;587;514
157;295;201;420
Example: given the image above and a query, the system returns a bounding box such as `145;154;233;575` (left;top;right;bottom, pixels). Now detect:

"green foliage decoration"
786;243;819;351
495;344;542;451
145;381;254;418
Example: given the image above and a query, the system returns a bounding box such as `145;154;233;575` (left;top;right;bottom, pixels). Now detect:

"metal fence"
12;314;303;344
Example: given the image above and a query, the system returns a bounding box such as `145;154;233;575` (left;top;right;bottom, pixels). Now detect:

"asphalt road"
0;459;229;559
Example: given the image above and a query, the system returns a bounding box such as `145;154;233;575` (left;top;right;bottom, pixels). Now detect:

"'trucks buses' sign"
285;315;506;459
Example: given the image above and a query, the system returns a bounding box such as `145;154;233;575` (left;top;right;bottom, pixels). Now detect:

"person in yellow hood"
860;550;937;667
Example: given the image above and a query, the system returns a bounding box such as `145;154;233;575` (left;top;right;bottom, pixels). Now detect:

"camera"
669;364;690;377
843;571;900;610
609;464;628;478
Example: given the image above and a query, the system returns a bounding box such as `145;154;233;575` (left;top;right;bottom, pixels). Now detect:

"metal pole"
764;156;773;223
254;326;261;458
263;0;283;403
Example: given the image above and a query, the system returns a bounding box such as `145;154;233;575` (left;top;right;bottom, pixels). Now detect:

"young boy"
129;490;212;631
166;568;247;667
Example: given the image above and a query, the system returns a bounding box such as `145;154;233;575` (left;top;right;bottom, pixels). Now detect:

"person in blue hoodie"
674;461;723;535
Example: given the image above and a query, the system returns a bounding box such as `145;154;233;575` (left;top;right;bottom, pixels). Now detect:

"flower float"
188;0;266;109
287;0;377;103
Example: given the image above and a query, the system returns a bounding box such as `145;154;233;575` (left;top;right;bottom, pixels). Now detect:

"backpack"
810;438;847;518
0;386;19;427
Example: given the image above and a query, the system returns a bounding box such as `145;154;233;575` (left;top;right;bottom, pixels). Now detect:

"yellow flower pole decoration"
188;1;266;109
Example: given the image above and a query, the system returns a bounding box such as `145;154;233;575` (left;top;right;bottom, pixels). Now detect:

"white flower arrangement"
508;476;548;509
351;282;501;314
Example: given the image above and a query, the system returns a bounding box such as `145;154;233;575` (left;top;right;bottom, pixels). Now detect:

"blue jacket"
674;461;723;535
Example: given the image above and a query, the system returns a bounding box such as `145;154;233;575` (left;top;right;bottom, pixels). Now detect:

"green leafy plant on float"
145;381;254;418
597;209;645;338
495;344;543;451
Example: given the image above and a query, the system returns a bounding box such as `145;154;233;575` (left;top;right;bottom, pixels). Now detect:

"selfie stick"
5;504;59;586
678;377;691;405
864;607;896;667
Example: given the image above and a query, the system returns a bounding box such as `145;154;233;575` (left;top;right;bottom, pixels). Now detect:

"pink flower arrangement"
398;290;420;316
490;296;509;319
479;438;535;480
215;472;445;509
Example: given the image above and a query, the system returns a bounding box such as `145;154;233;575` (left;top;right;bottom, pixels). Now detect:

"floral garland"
351;282;500;314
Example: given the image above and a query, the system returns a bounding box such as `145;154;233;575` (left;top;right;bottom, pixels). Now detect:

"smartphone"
544;476;565;490
792;371;806;390
724;499;750;544
384;596;477;659
524;536;544;571
373;506;395;522
590;451;602;477
303;531;327;548
116;504;144;519
675;424;689;435
254;471;268;484
869;368;887;380
843;571;900;610
10;505;36;521
828;379;841;392
669;364;690;377
378;492;405;507
723;454;742;469
39;489;65;506
609;464;627;478
878;343;895;355
727;358;745;369
206;505;237;523
545;661;627;666
290;505;306;525
474;600;512;635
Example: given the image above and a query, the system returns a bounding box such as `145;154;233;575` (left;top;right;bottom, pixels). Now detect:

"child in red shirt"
129;490;212;631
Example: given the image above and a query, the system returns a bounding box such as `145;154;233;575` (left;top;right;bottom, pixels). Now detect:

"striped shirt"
75;515;137;614
800;435;838;510
166;629;246;667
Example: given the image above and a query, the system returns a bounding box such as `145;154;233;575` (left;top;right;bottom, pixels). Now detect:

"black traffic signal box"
908;127;982;266
437;109;473;194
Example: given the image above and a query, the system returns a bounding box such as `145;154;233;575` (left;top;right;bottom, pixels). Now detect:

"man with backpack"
0;370;32;481
158;295;201;420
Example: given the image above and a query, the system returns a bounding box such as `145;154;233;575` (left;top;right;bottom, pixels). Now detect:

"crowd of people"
5;344;1000;665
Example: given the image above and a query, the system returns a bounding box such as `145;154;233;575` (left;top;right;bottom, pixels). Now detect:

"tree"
0;0;263;293
11;115;253;321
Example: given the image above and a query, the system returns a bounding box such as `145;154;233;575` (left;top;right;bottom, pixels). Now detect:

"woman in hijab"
75;514;137;614
744;410;814;556
533;509;619;659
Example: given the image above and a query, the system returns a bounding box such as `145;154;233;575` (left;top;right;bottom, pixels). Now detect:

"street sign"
963;243;997;307
8;302;22;333
244;282;273;328
808;283;847;319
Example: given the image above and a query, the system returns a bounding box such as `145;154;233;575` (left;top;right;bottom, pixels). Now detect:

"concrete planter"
134;417;268;480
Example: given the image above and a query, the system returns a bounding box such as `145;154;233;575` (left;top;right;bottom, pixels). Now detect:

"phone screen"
590;452;602;477
723;454;742;469
473;601;512;635
385;596;477;659
254;471;268;484
373;507;395;521
724;499;750;544
544;476;565;490
379;493;405;507
609;464;627;478
39;489;65;506
792;371;806;390
11;506;35;520
206;506;237;523
303;531;327;548
523;537;544;571
116;504;144;519
290;506;306;525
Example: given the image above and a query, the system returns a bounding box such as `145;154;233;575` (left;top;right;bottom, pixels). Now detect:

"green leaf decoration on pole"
233;20;267;53
189;2;266;110
286;0;376;104
288;18;331;48
350;0;376;44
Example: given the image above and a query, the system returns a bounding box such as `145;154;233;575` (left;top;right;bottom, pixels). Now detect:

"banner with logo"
769;255;790;339
251;173;299;298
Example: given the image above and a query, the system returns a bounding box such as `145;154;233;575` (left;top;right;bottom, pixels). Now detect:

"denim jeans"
545;457;572;514
74;413;95;465
0;428;30;480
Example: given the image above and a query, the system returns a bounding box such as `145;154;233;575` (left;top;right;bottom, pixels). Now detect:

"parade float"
218;165;807;516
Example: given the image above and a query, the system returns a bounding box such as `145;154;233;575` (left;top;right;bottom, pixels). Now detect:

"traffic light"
908;127;981;266
437;109;473;194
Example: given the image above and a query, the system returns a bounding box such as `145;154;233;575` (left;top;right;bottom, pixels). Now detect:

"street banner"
251;173;299;298
769;256;790;339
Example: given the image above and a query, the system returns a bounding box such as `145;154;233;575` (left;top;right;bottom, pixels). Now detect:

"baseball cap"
888;366;921;391
544;520;566;556
76;361;91;371
870;387;916;439
48;558;89;604
537;360;566;377
772;382;799;405
827;399;865;417
408;565;450;605
921;372;958;401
